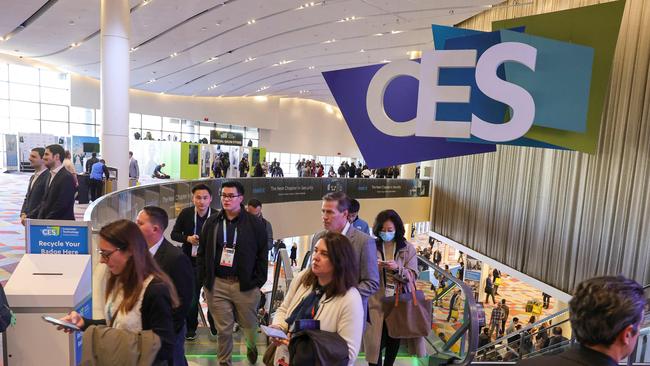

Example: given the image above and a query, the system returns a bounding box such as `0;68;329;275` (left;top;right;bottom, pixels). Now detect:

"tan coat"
80;325;162;366
362;240;427;364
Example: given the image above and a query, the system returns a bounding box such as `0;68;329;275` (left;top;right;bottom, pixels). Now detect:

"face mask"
380;231;395;242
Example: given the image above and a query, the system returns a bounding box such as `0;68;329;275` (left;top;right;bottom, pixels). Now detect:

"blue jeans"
174;324;188;366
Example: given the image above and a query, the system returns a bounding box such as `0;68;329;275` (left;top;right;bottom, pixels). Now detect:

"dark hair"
31;147;45;158
92;152;97;158
569;275;645;346
552;327;562;336
349;198;360;213
247;198;262;208
513;317;519;322
221;180;245;195
129;151;133;157
301;232;358;299
100;159;106;164
322;191;350;213
141;206;169;230
45;144;65;163
501;299;506;305
99;220;179;314
373;209;406;245
192;183;212;195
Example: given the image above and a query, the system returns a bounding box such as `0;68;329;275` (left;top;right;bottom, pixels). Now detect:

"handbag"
494;277;502;286
382;280;432;339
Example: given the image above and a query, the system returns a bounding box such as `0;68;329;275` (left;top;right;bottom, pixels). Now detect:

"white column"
100;0;130;190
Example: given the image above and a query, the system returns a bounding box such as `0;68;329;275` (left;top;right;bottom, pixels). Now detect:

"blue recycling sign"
26;220;91;255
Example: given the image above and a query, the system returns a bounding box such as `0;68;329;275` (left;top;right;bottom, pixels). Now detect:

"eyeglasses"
97;248;120;260
220;194;241;200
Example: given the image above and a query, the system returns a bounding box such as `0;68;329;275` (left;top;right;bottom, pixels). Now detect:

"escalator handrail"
417;255;481;365
476;308;570;353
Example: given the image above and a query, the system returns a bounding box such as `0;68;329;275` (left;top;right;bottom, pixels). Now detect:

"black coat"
153;239;194;333
38;167;76;220
197;207;268;292
516;344;617;366
171;206;217;261
21;170;50;219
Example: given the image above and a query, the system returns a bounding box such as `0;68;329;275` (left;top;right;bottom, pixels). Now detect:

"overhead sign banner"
26;220;91;255
323;1;624;167
210;130;243;146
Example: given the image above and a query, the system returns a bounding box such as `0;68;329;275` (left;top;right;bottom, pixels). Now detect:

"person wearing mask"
153;163;170;179
85;152;99;174
20;147;49;225
89;159;110;202
135;207;194;366
170;183;218;340
197;181;268;365
363;209;426;366
63;150;79;188
129;151;139;184
58;220;177;365
246;199;274;251
348;198;370;235
310;192;379;322
269;232;363;365
38;144;76;220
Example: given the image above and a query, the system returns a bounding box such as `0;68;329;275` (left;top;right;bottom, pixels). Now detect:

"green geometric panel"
493;0;625;153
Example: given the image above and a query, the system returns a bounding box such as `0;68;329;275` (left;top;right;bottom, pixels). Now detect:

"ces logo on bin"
41;226;60;237
323;2;624;167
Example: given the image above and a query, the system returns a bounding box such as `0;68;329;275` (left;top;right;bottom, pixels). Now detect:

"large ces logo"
323;1;624;167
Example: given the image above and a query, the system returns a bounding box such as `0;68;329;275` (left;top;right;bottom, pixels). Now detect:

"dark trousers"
485;289;496;304
88;178;103;201
174;324;188;366
187;266;217;335
369;321;401;366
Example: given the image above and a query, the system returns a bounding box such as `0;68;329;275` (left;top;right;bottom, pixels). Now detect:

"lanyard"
381;242;399;285
222;219;238;248
194;208;210;235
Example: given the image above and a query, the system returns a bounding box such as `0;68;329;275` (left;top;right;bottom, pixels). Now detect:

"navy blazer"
38;167;76;220
21;170;50;219
153;239;194;333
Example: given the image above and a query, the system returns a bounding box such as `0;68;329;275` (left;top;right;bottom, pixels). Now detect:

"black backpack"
0;284;13;332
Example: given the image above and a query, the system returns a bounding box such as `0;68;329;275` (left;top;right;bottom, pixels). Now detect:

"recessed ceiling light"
360;49;365;53
244;57;256;62
170;52;178;58
308;66;315;70
215;21;221;26
391;30;403;34
381;59;391;63
373;33;384;37
70;42;81;48
247;19;256;25
130;47;138;52
206;56;218;63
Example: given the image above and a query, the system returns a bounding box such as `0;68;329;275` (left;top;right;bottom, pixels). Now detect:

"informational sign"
25;220;91;255
210;130;243;146
5;134;19;172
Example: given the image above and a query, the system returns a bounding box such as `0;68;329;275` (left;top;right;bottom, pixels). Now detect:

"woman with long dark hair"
59;219;178;364
269;232;364;365
363;209;426;366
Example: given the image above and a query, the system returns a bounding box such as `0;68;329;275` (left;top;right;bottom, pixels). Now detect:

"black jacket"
197;206;268;292
171;206;218;261
153;239;194;333
38;167;76;220
21;169;50;219
85;157;99;174
516;344;617;366
83;278;175;365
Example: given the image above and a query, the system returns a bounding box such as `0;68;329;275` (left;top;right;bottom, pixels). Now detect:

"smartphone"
260;324;288;340
42;315;81;332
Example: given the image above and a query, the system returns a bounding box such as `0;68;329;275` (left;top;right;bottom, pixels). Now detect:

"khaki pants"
205;277;260;366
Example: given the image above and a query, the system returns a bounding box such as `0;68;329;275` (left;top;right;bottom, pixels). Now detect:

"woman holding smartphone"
363;209;426;366
59;219;178;365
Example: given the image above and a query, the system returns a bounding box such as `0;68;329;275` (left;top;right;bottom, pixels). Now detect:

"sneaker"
185;333;196;341
247;347;258;364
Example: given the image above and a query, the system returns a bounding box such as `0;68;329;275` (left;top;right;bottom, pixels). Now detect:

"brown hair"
322;191;351;213
99;220;179;315
301;232;358;299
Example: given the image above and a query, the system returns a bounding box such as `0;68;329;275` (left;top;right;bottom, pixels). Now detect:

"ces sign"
367;42;536;143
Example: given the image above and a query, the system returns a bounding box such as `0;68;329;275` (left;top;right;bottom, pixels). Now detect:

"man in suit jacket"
38;144;76;220
20;147;50;225
128;151;139;181
136;206;194;366
310;191;379;320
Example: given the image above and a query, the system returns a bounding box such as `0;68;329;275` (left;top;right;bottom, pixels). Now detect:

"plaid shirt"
490;306;505;325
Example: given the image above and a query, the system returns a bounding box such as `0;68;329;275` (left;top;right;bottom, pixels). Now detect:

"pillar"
401;163;417;179
100;0;130;190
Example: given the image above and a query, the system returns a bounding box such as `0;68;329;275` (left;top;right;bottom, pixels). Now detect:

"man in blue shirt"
348;198;370;234
89;159;109;201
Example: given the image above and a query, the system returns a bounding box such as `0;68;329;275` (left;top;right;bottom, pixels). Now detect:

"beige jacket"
362;240;426;363
272;269;364;365
80;325;162;366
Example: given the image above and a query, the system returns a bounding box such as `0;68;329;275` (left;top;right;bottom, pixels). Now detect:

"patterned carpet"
0;172;87;284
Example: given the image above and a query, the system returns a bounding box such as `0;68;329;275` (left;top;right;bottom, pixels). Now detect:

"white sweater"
272;269;364;365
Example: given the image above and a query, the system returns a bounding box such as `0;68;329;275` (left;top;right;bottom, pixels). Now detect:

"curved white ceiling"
0;0;503;103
